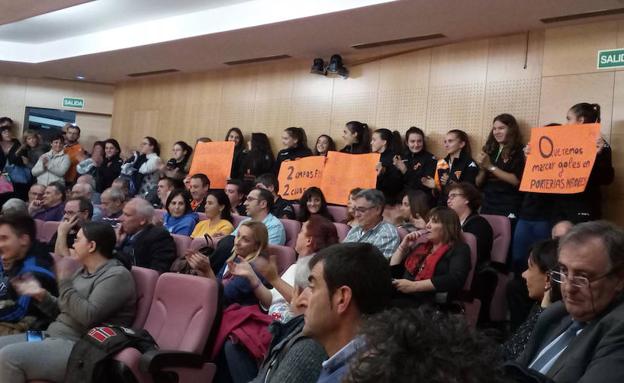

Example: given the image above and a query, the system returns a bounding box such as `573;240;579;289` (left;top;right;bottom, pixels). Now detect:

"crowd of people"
0;100;620;383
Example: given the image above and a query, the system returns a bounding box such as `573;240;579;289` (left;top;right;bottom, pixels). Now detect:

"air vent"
224;54;291;66
351;33;446;49
127;69;179;77
541;8;624;23
42;76;112;85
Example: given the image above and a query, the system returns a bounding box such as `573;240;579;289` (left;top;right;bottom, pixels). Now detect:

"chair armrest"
139;349;205;373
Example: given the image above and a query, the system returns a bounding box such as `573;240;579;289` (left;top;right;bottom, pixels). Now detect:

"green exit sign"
63;97;84;108
597;49;624;69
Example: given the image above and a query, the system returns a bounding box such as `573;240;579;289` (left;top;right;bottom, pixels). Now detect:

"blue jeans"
511;219;551;274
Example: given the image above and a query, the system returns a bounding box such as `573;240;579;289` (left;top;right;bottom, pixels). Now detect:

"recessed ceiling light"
76;75;85;80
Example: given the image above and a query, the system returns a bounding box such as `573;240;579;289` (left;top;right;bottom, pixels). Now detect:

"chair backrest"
130;267;159;328
480;214;511;264
39;221;60;243
461;232;478;291
327;205;348;223
171;234;192;258
190;235;215;251
279;219;301;248
34;219;46;242
333;222;351;242
231;214;248;228
197;212;208;222
291;203;300;218
144;273;219;352
267;245;297;275
154;209;166;219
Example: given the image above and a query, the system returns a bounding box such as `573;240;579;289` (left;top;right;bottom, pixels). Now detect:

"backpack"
65;325;158;383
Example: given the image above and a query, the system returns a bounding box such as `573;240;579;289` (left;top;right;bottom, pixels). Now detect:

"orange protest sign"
519;123;600;194
320;151;380;205
278;156;326;200
188;141;235;189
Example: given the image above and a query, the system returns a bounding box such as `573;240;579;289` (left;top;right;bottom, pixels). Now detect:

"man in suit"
517;220;624;382
116;197;176;273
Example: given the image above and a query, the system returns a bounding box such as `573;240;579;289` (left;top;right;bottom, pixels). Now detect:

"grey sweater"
38;259;136;341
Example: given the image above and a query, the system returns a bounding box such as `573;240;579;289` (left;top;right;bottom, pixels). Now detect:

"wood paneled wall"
111;20;624;224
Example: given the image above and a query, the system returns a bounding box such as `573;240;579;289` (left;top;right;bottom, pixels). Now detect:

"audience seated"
551;220;573;239
31;133;70;186
301;242;393;383
27;184;45;206
76;173;102;205
2;221;136;382
343;187;362;227
154;176;176;208
516;221;624;382
49;197;93;257
255;173;295;219
1;198;28;216
396;189;429;232
343;307;509;383
225;178;247;216
70;182;102;220
0;215;57;335
99;187;125;224
297;187;333;223
111;177;131;199
30;182;66;222
190;189;234;239
162;189;198;236
189;173;210;212
343;189;399;259
390;207;470;307
116;197;176;273
234;187;286;245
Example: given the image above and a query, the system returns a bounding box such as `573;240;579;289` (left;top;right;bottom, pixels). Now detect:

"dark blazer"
517;297;624;383
118;224;176;273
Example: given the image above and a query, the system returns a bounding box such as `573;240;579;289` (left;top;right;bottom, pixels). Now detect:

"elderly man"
116;197;176;273
30;182;66;222
343;189;400;259
49;197;93;257
27;184;45;205
71;183;102;220
2;199;28;216
99;187;125;225
516;220;624;382
76;174;101;204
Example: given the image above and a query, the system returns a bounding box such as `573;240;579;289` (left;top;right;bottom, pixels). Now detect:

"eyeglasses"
447;193;464;199
354;205;376;214
245;196;258;202
549;268;617;289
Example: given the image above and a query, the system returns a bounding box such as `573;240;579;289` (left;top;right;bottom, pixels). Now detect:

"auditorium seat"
327;205;348;223
279;218;301;248
333;222;351;242
38;221;60;243
481;214;512;322
114;273;219;383
197;212;208;221
130;267;159;328
34;219;45;241
267;244;297;275
292;203;300;218
231;214;248;228
461;232;481;328
190;235;216;251
172;234;192;258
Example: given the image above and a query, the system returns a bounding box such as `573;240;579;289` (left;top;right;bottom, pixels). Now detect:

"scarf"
404;241;450;281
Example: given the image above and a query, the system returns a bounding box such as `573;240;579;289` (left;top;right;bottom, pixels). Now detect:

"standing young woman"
240;133;275;187
1;124;30;198
423;129;479;206
135;136;162;197
16;130;49;169
226;127;246;179
476;114;525;220
371;128;404;204
164;141;193;181
340;121;371;154
392;127;437;198
96;139;123;193
554;103;614;223
274;127;312;174
191;189;235;239
313;134;336;156
0;125;21;172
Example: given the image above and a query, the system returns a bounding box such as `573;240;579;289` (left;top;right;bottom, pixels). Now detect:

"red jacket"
210;304;272;361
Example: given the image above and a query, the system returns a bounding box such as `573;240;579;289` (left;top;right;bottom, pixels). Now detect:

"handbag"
0;175;14;194
5;163;32;184
170;234;215;275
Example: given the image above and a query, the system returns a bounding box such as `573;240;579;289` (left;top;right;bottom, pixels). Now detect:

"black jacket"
480;146;525;217
376;150;403;204
401;149;437;194
435;151;479;206
117;224;176;273
461;213;493;270
96;155;122;193
0;139;23;171
274;146;312;175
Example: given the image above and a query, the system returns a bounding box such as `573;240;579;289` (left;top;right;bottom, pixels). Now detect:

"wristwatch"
488;165;497;172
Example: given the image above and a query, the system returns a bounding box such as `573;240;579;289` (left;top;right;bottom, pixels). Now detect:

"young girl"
274;127;312;174
340;121;371;154
371;128;403;204
313;134;336;156
392;126;437;199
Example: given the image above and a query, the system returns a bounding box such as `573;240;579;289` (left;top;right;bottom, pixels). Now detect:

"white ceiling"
0;0;624;84
0;0;90;25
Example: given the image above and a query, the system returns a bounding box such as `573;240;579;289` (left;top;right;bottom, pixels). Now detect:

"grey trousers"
0;333;75;383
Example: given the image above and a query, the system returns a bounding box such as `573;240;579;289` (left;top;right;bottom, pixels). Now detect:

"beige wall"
0;76;114;149
111;20;624;223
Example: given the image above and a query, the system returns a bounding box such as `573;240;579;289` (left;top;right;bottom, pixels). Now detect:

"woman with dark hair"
0;124;21;172
397;189;430;233
163;189;198;236
164;141;193;180
96;138;123;192
476;113;525;221
502;238;561;361
393;126;437;198
313;134;336;156
240;132;275;187
226;127;246;179
274;127;313;174
343;187;362;227
2;221;136;382
423;129;478;206
1;124;30;199
554;102;614;223
340;121;371;154
371;128;403;204
191;189;235;239
123;136;163;197
390;207;470;306
297;187;333;222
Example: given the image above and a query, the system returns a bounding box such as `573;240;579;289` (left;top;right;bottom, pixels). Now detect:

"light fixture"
75;75;85;80
310;58;326;75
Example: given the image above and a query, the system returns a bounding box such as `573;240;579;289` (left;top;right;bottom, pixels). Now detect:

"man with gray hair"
99;187;125;225
71;183;102;220
1;198;28;216
76;174;101;204
343;189;399;259
516;220;624;382
116;197;176;273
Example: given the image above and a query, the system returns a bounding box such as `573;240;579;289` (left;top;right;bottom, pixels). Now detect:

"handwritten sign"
278;156;326;200
188;141;235;189
320;151;380;205
519;124;600;194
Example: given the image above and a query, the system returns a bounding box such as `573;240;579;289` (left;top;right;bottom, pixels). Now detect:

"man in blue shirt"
300;243;393;383
234;188;286;245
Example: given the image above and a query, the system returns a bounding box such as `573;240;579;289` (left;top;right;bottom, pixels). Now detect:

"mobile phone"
26;330;44;342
